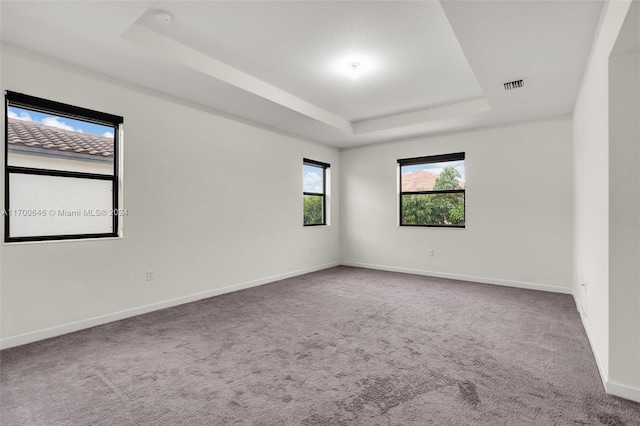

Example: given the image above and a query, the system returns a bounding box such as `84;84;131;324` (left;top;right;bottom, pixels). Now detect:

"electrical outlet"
429;249;435;257
146;270;155;281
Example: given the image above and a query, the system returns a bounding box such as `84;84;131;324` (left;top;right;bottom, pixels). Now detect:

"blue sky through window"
303;164;323;193
7;106;115;138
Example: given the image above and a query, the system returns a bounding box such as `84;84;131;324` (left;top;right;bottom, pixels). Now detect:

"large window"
398;152;465;227
5;91;123;242
303;158;329;226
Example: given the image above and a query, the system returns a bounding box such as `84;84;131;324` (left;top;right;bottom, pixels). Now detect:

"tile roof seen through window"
7;117;114;160
402;170;465;192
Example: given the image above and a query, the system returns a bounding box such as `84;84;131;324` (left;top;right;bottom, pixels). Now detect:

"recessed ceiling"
135;1;484;122
0;1;604;148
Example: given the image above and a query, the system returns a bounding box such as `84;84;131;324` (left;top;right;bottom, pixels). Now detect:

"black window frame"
303;158;329;226
398;152;465;228
4;91;124;243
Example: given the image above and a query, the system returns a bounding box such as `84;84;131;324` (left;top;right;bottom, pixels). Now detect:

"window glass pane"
7;106;115;174
303;195;324;225
8;173;114;238
401;160;465;192
303;164;324;193
401;193;465;226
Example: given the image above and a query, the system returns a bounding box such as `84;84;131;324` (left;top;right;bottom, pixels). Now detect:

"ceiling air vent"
503;79;526;91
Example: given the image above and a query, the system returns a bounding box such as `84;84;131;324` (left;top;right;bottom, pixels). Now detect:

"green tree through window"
303;195;323;225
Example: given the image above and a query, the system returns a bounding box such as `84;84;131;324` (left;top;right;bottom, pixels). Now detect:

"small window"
303;158;329;226
4;91;123;242
398;152;465;227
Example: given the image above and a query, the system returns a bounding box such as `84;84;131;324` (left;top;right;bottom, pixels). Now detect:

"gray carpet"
1;266;639;425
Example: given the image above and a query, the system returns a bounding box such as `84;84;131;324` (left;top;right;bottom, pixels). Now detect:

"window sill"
4;235;123;246
398;225;465;229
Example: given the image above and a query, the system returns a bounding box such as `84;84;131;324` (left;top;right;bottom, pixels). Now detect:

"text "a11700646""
2;209;129;217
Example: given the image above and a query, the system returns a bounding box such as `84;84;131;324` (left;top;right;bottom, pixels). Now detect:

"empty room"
1;1;639;424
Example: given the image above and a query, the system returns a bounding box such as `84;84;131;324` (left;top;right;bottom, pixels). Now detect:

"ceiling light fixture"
154;10;172;24
349;62;361;80
331;55;377;81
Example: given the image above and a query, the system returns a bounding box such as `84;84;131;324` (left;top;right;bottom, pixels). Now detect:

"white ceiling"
0;1;604;148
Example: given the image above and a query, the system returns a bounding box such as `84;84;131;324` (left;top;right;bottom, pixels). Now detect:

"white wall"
341;119;574;293
0;43;341;347
573;0;639;402
573;2;616;381
8;152;113;174
608;1;640;398
609;47;640;396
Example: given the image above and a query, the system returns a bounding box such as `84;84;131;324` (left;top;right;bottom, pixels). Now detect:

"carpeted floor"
1;266;639;425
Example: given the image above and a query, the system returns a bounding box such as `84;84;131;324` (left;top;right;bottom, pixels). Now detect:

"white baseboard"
606;379;640;403
0;262;340;350
341;261;572;294
573;296;609;390
573;296;640;403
